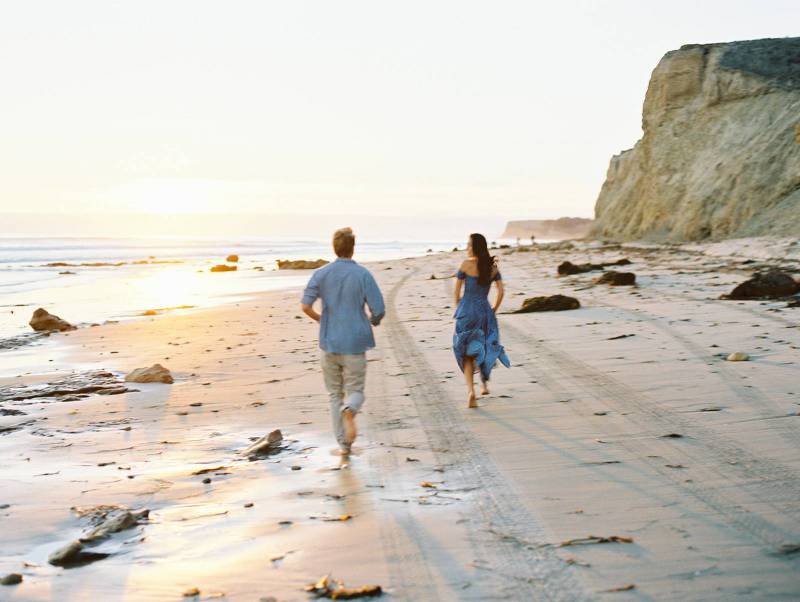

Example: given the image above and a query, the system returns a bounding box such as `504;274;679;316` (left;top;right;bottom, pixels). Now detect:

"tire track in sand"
384;267;590;601
501;319;800;559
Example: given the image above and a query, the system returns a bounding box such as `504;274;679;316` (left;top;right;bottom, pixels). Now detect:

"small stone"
202;477;212;484
727;352;750;362
29;308;75;332
210;264;237;272
244;502;254;508
125;364;174;384
291;466;302;471
1;573;22;585
183;587;200;597
48;540;84;566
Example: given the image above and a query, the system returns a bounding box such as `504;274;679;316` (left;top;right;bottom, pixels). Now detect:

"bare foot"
342;408;357;445
468;391;478;408
480;383;490;396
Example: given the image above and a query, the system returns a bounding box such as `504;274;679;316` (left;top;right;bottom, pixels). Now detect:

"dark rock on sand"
724;269;800;299
558;261;600;275
226;254;239;262
210;264;237;272
125;364;174;384
595;271;636;286
29;308;75;332
514;295;581;313
276;259;329;270
558;258;631;276
1;573;22;585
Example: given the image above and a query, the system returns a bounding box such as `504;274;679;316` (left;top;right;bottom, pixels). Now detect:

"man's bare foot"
342;408;357;445
468;391;478;408
480;383;490;396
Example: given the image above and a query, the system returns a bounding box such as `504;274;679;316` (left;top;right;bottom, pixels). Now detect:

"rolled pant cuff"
342;391;365;414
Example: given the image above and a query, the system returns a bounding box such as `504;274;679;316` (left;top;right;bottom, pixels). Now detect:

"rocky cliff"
501;217;593;240
592;37;800;241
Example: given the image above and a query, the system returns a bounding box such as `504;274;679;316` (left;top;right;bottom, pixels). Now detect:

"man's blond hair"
333;227;355;258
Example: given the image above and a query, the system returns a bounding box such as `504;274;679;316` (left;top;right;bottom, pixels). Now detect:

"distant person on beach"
301;227;385;457
453;233;511;408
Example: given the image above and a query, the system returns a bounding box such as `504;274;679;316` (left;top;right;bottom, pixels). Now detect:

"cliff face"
501;217;592;240
592;38;800;241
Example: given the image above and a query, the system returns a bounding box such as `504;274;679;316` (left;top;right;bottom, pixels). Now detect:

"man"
301;227;385;456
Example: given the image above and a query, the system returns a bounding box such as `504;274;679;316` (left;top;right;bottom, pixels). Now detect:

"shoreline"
1;240;799;600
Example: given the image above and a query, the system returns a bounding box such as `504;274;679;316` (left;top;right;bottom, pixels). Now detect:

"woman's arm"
492;279;504;313
454;277;464;305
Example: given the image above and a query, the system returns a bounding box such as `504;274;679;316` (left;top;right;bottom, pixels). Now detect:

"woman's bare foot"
480;383;490;396
467;391;478;408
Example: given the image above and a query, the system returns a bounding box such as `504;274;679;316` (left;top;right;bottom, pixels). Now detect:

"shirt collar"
335;257;354;263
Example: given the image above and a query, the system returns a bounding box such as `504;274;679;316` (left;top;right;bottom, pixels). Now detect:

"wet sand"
1;240;799;601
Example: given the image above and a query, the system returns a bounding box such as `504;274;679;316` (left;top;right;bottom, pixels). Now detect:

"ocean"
0;236;475;342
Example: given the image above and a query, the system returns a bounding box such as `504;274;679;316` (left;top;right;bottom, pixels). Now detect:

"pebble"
727;351;750;361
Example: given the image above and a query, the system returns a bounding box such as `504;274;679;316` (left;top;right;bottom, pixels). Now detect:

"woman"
453;233;511;408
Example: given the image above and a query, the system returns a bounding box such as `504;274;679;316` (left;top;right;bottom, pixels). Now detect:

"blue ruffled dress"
453;269;511;381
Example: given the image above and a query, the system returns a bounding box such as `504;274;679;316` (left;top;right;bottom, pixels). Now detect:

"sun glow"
109;178;221;215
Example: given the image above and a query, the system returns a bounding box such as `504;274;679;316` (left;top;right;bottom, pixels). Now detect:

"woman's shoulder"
458;258;478;276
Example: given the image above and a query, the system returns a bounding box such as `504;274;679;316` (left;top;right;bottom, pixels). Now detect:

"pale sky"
1;1;797;225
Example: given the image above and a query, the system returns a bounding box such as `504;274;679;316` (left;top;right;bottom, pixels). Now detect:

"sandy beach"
1;240;799;601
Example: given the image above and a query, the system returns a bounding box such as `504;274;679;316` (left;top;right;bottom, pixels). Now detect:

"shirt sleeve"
364;270;386;325
456;270;466;280
493;271;502;282
301;271;321;306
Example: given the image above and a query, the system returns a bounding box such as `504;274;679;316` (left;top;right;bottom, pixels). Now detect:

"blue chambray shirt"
301;258;386;354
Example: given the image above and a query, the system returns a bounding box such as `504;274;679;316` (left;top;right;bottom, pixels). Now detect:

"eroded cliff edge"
591;37;800;241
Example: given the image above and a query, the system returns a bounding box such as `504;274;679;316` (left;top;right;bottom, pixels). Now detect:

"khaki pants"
321;352;367;449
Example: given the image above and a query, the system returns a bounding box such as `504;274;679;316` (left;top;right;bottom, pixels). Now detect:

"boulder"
210;264;237;272
595;271;636;286
724;269;800;299
558;261;600;275
592;38;800;241
124;364;174;384
226;254;239;262
29;308;75;332
557;258;631;276
276;259;329;270
514;295;581;313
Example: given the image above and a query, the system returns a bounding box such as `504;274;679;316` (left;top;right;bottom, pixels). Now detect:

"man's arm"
300;272;321;323
364;271;385;326
301;303;321;322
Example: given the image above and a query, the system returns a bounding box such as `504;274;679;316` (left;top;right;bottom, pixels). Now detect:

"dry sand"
1;241;799;601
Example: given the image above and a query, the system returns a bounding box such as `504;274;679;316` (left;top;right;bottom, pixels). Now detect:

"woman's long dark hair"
469;233;495;286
